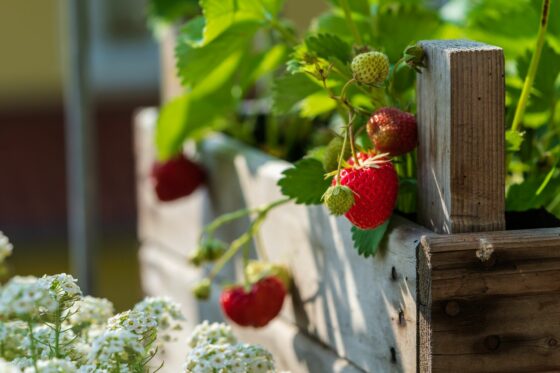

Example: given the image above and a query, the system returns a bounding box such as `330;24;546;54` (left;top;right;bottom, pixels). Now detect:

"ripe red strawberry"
367;107;417;156
336;153;398;229
151;154;205;202
220;276;286;328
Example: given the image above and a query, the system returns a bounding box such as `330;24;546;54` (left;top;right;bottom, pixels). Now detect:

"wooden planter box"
134;40;560;372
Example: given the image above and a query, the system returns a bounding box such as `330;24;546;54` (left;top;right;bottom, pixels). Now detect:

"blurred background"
0;0;327;310
0;0;160;309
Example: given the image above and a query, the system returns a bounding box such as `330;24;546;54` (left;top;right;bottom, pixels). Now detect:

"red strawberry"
151;154;205;202
220;276;286;328
367;107;417;156
336;153;398;229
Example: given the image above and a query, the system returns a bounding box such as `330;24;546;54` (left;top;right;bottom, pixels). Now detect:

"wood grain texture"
416;40;505;234
419;228;560;372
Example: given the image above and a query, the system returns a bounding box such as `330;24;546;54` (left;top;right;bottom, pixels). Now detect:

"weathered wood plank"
416;40;505;234
419;229;560;372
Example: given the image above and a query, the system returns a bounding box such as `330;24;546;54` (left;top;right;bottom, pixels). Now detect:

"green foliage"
147;0;199;26
277;158;332;204
350;220;390;258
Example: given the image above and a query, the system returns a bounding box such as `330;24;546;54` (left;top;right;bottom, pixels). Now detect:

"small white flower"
87;329;145;369
39;274;82;308
23;358;77;373
107;310;158;345
133;296;185;331
0;231;13;263
70;296;114;328
23;325;83;362
0;358;21;372
0;321;28;360
0;276;58;319
188;321;237;348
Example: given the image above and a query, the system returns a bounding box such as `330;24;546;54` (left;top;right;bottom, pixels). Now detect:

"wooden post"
416;40;506;234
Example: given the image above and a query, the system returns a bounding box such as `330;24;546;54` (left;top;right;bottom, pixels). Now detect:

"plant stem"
54;306;61;358
511;0;551;134
27;321;39;372
347;112;360;165
207;198;290;281
339;0;363;45
335;129;350;184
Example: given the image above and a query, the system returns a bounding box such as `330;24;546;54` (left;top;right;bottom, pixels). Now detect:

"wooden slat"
416;40;505;234
419;230;560;372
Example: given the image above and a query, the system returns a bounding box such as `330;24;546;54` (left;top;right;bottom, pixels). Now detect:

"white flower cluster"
23;358;77;373
188;321;237;348
86;329;145;371
0;231;13;262
184;342;276;373
0;358;21;372
0;276;58;319
70;296;114;328
107;310;158;343
133;296;185;331
0;321;28;360
40;273;82;306
184;322;286;373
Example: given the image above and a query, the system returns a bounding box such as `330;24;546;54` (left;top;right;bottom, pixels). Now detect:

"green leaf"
351;220;391;258
305;33;352;63
300;92;338;118
277;158;332;204
200;0;283;43
396;178;416;214
313;10;374;44
155;88;234;160
377;4;441;61
179;16;205;46
148;0;199;25
505;129;525;151
176;21;260;88
272;73;322;114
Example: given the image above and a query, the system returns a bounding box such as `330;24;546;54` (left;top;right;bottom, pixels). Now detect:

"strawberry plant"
148;0;560;327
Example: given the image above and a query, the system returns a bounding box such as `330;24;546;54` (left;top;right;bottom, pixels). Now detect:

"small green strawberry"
351;51;390;85
188;238;227;266
323;185;355;216
192;279;211;300
323;137;351;172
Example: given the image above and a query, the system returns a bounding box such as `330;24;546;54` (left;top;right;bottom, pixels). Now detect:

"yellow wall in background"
0;0;63;108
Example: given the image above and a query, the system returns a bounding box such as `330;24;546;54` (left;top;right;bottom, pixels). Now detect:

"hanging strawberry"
220;277;286;328
367;108;418;156
336;153;398;230
151;154;206;202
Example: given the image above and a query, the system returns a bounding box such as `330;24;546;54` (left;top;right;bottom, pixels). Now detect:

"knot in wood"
476;238;494;262
484;335;501;351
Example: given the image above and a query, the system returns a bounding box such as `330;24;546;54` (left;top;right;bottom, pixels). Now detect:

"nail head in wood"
444;300;460;317
416;40;506;234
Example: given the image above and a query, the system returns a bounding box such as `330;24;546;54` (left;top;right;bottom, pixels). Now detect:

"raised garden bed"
134;40;560;373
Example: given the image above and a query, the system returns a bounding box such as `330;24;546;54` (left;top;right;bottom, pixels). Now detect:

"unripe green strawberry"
246;261;291;290
323;185;355;216
351;51;390;85
188;238;227;266
192;279;211;300
323;137;351;172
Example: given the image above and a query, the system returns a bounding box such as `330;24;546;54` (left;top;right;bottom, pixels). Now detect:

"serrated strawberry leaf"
277;158;331;205
351;220;390;258
305;33;352;63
